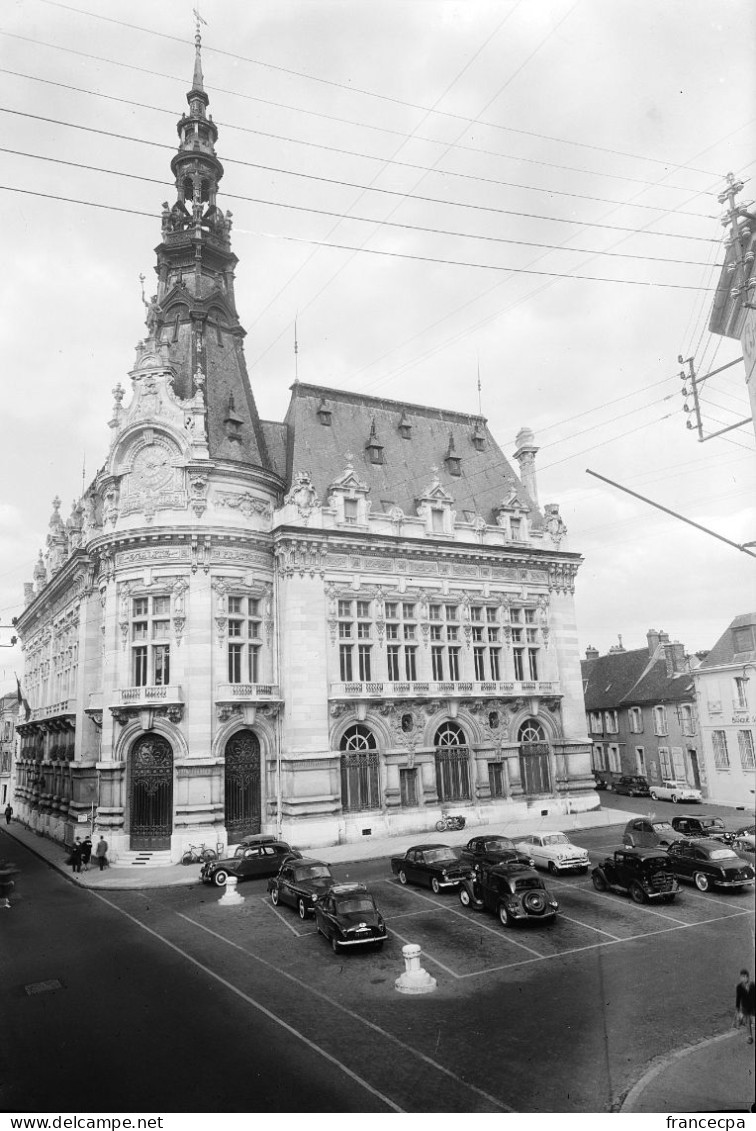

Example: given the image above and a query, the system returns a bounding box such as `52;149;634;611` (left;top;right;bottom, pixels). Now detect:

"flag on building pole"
15;674;31;721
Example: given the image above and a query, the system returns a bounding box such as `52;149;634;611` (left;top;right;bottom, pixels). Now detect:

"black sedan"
268;857;335;918
390;843;472;893
666;838;756;892
201;841;302;887
459;834;534;869
314;883;387;953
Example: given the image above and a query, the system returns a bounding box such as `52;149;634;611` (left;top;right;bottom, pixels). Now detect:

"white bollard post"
218;874;244;906
395;942;437;994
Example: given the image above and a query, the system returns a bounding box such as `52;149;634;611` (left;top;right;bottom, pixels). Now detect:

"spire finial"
191;8;207;92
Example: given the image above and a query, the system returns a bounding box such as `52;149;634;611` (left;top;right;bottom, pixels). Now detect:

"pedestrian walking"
735;970;755;1044
70;837;83;874
95;835;108;871
81;837;92;871
0;860;18;908
4;803;12;825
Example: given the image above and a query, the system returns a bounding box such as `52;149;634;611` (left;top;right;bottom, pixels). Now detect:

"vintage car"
458;860;558;926
649;779;702;804
623;817;686;849
613;775;651;797
459;834;534;869
733;823;756;853
314;883;387;953
513;832;590;874
390;844;472;893
201;841;302;886
267;857;335;918
665;839;756;891
671;814;737;845
234;834;298;858
592;848;679;902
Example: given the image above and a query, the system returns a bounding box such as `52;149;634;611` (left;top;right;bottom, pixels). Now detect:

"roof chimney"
647;629;661;656
513;426;539;506
585;645;599;661
664;641;687;676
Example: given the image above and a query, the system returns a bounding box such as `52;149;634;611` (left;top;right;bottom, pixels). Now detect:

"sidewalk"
621;1030;755;1113
0;804;632;890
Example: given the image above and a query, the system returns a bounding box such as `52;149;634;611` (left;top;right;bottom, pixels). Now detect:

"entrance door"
518;720;552;795
225;732;261;840
130;734;173;850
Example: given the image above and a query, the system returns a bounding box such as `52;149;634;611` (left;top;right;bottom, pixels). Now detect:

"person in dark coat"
736;969;755;1044
81;837;93;871
4;803;12;825
95;836;108;870
70;838;83;874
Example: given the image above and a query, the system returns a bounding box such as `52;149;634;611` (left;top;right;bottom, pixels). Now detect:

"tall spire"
191;9;206;95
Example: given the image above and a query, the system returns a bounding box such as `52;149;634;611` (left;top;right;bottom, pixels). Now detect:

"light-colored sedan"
513;832;590;874
649;779;702;804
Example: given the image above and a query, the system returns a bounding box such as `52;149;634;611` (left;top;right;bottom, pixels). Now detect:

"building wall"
588;699;703;793
694;665;756;807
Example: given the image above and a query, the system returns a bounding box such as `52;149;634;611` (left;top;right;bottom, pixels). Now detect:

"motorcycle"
435;813;466;832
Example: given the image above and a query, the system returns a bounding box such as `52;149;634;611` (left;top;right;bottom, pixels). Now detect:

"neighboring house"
582;630;704;794
692;613;756;807
0;693;20;809
11;37;594;861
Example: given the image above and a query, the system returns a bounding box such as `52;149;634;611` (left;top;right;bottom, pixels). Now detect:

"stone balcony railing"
109;684;184;725
329;679;560;700
28;698;77;723
216;683;281;701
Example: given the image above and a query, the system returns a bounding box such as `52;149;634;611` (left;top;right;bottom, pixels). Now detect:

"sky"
1;0;755;696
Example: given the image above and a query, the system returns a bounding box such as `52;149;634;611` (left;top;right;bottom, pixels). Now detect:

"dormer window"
344;498;358;523
317;398;332;426
471;423;486;451
510;517;523;540
366;419;384;465
398;412;412;440
431;508;445;533
224;393;244;442
445;432;461;477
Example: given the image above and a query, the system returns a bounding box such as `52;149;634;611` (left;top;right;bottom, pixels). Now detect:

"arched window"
434;722;471;802
518;718;551;795
340;725;380;813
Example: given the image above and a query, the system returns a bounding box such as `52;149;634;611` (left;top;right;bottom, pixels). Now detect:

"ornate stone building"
13;36;594;861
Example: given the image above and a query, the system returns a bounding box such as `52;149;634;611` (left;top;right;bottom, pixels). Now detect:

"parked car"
623;817;686;849
459;834;534;869
201;841;302;886
313;883;387;953
390;843;472;893
458;860;558;926
671;814;737;845
649;779;702;804
593;773;610;791
513;832;590;874
613;775;651;797
592;848;679;903
665;839;756;892
267;857;335;918
732;823;756;853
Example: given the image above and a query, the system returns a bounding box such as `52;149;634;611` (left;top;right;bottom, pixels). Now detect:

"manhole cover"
24;979;64;996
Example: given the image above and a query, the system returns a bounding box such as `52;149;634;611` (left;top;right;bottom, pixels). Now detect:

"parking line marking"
261;897;306;936
545;872;689;924
384;906;448;922
89;893;404;1112
557;913;621;940
177;913;513;1112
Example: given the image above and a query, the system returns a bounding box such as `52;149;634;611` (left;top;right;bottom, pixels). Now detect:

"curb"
620;1030;742;1112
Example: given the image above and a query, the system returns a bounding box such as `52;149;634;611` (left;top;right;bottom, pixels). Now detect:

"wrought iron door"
518;720;552;795
130;734;173;850
225;732;261;840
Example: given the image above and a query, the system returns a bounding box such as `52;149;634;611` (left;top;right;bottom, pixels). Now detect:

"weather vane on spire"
193;7;207;37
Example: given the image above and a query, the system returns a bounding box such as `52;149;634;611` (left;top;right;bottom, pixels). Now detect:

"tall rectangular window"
131;595;171;687
339;644;353;682
400;768;418;807
357;644;372;681
712;730;729;770
658;747;672;777
227;595;262;684
448;647;460;681
490;648;501;680
528;648;539;680
654;705;668;736
738;730;755;770
431;646;444;681
514;648;525;681
405;647;417;682
387;645;400;682
734;678;749;710
473;647;485;680
628;707;643;733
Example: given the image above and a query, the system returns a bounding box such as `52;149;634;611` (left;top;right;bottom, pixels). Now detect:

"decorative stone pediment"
328;454;371;525
283;471;321;523
415;469;455;536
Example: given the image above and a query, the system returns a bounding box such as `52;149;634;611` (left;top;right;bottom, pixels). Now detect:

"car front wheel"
430;877;441;894
630;882;647;904
459;887;472;907
671;795;678;804
213;870;228;887
592;873;607;892
398;870;408;885
548;861;557;875
270;886;280;905
650;791;658;801
694;871;710;891
498;904;512;927
298;898;307;920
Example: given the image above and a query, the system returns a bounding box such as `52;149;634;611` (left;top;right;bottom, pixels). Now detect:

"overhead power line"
0;107;718;245
30;1;726;183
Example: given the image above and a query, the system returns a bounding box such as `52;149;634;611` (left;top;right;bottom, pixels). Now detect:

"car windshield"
702;819;724;829
543;834;569;846
336;897;375;915
652;822;674;832
708;848;738;861
487;837;516;850
295;865;330;880
424;847;458;863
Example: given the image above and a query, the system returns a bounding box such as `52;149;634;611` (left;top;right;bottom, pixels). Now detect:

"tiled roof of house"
282;382;541;523
582;646;694;708
697;612;756;669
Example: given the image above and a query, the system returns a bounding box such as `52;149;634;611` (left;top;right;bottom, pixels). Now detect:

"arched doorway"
518;719;552;795
225;731;262;840
434;721;471;802
340;725;380;813
130;734;173;850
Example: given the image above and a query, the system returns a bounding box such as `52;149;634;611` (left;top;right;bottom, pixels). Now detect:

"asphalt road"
2;810;754;1114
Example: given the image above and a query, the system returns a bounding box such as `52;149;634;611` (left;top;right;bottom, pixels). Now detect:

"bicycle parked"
181;842;218;866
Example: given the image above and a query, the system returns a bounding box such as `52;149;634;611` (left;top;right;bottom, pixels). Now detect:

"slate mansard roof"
582;647;694;711
697;613;756;670
282;382;542;524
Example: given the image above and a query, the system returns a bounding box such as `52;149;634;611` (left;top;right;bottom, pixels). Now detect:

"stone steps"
115;850;174;868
